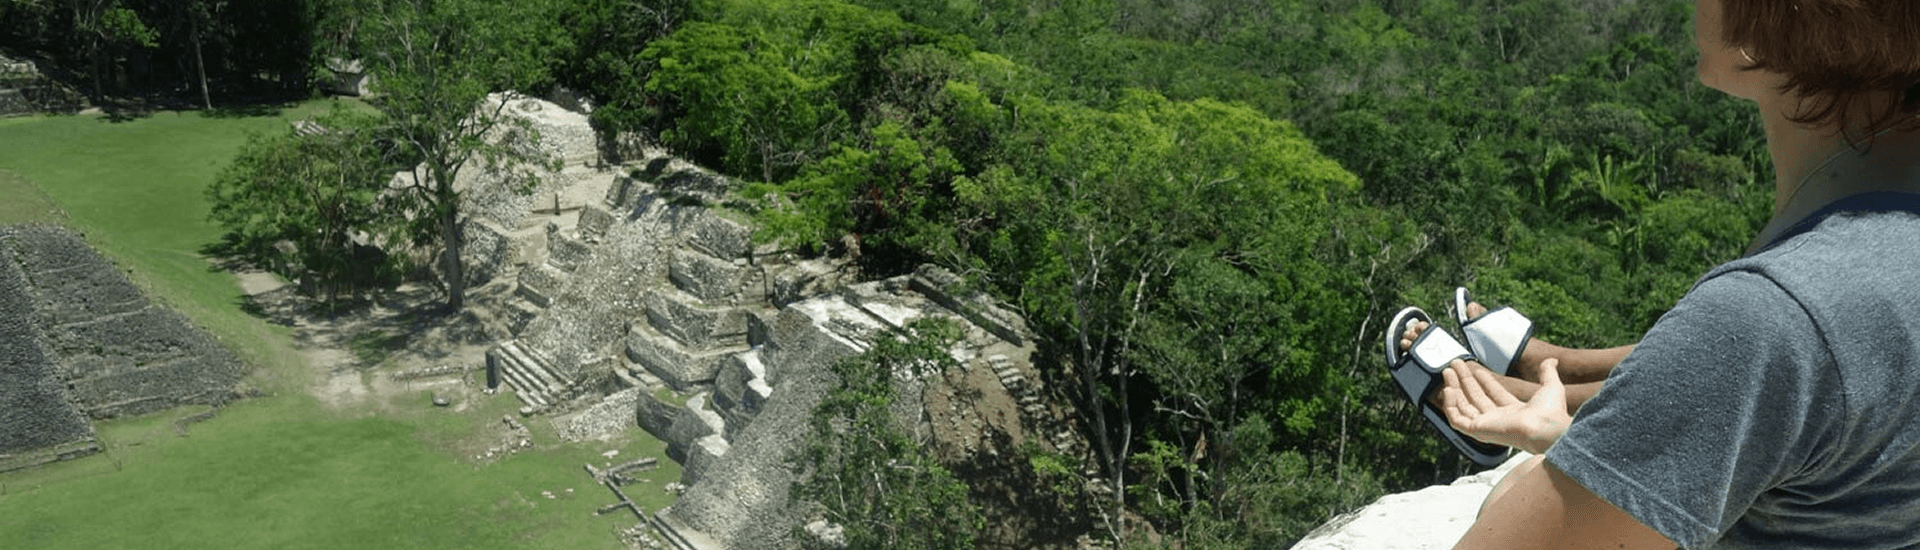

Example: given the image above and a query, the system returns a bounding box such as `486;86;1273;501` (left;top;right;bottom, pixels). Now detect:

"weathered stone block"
645;290;748;349
576;205;614;239
669;249;747;303
636;390;684;441
679;210;753;260
666;392;726;460
767;259;843;307
624;324;742;390
547;235;593;272
712;350;773;441
658;168;731;205
910;264;1029;346
515;263;567;308
682;434;732;487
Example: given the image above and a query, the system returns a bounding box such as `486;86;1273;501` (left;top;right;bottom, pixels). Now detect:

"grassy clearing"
0;105;341;391
0;105;679;549
0;394;664;550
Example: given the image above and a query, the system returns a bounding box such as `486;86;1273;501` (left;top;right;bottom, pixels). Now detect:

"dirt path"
232;269;494;412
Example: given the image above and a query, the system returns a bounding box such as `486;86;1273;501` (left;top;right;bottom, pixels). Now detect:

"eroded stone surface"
1293;453;1533;550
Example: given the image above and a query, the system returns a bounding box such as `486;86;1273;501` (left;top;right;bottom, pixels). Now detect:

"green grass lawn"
0;105;678;549
0;105;336;390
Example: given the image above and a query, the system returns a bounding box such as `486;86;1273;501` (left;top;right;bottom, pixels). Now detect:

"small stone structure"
0;225;249;471
322;57;373;97
0;54;85;116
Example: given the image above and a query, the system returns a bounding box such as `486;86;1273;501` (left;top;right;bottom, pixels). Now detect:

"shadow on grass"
202;102;292;119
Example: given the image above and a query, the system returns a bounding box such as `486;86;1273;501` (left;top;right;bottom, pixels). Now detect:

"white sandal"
1453;287;1532;377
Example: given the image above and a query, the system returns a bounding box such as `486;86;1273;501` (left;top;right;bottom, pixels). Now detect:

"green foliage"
206;108;405;302
643;20;848;183
558;0;1773;544
554;0;691;134
791;319;983;550
319;0;564;308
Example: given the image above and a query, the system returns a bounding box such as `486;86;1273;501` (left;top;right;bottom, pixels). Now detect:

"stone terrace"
2;226;246;420
0;225;97;471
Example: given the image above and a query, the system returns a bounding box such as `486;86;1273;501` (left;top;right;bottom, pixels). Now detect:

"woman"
1439;0;1920;547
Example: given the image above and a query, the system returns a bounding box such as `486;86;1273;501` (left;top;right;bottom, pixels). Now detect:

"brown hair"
1721;0;1920;138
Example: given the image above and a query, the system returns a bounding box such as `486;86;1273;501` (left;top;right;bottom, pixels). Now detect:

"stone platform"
1;225;249;471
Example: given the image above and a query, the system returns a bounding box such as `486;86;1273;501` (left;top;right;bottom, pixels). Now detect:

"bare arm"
1452;458;1676;550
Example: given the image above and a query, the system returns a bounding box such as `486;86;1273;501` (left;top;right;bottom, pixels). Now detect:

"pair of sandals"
1385;288;1533;466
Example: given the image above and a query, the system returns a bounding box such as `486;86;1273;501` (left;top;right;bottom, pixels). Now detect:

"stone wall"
1;226;246;420
0;226;97;468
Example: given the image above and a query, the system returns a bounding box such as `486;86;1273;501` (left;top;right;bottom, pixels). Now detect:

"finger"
1442;384;1479;422
1454;359;1497;410
1471;362;1519;407
1532;358;1568;408
1445;396;1474;431
1538;358;1563;388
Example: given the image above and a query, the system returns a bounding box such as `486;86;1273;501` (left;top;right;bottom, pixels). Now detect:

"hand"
1442;358;1572;455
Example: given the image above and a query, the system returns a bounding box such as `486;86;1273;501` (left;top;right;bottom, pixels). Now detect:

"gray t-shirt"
1548;197;1920;549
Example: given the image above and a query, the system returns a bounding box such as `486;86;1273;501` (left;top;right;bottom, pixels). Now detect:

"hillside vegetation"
3;0;1767;546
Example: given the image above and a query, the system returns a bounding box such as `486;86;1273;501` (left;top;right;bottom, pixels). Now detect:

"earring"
1741;48;1756;64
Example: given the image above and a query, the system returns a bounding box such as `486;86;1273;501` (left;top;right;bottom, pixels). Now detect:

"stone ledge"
676;210;753;260
668;248;747;303
1293;453;1532;550
624;323;747;391
645;289;749;350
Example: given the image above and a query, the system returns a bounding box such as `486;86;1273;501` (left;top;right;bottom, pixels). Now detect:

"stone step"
510;382;547;408
503;340;569;391
644;287;749;349
491;356;548;408
496;342;557;393
612;366;643;388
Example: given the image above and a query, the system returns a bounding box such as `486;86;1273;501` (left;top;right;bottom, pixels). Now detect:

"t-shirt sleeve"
1546;270;1839;548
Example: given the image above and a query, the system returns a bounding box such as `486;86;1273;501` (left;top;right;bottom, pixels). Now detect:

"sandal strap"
1462;307;1531;376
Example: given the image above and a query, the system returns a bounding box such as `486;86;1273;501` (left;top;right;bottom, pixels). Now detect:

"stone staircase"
989;353;1081;457
487;339;574;413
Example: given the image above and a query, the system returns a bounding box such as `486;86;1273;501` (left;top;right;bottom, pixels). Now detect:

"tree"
207;109;404;302
331;0;561;309
790;318;983;550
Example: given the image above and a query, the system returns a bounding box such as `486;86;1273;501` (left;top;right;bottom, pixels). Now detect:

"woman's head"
1697;0;1920;136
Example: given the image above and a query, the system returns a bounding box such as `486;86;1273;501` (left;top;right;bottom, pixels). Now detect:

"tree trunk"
441;199;465;310
191;16;209;110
